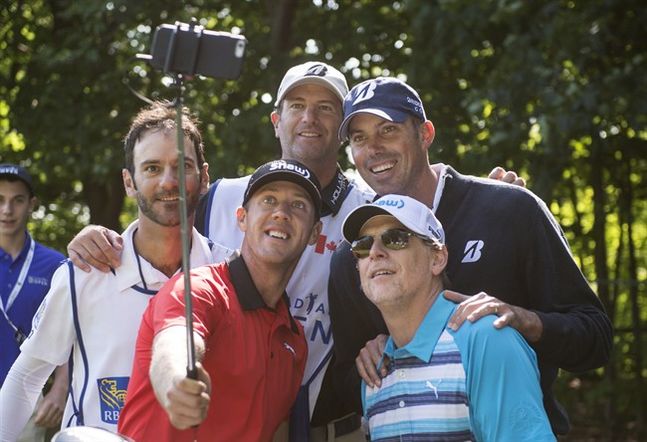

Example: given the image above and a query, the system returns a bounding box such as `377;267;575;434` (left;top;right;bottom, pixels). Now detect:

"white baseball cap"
274;61;348;107
342;194;444;244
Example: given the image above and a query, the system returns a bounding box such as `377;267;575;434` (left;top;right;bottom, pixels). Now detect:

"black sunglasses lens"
381;229;412;250
351;229;413;259
351;235;374;259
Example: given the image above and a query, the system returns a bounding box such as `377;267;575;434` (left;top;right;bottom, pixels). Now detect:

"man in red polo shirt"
118;159;323;442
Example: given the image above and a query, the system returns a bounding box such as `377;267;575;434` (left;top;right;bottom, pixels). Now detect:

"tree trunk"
83;173;125;231
267;0;298;56
624;157;644;433
607;203;623;438
590;144;611;313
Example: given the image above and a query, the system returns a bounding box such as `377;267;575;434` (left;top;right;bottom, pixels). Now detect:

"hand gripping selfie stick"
138;19;246;379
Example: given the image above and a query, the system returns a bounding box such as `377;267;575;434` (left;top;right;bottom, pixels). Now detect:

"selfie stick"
164;22;198;380
138;19;246;381
173;75;198;380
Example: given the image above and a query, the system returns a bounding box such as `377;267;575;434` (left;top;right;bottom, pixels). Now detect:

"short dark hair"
0;175;34;198
123;100;205;176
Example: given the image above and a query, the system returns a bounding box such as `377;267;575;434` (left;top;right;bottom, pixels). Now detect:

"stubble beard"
136;190;200;227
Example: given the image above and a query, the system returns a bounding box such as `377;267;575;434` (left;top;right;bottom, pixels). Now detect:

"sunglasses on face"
351;228;421;259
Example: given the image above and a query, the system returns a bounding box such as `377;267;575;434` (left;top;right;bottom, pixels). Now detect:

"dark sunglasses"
351;228;421;259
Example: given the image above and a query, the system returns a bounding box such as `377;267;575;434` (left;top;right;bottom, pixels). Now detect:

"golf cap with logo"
342;194;444;245
338;77;427;140
0;163;34;195
243;159;323;219
274;61;349;107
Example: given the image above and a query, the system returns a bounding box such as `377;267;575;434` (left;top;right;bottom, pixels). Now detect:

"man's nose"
301;105;318;123
0;202;12;215
365;135;385;156
271;201;292;220
368;235;388;259
159;167;179;189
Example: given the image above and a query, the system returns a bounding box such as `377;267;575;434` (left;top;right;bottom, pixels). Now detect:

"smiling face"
271;84;343;169
0;179;35;240
349;113;435;197
237;180;322;267
357;215;446;312
123;129;209;227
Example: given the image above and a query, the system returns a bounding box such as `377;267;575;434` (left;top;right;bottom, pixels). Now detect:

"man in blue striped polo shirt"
341;194;555;441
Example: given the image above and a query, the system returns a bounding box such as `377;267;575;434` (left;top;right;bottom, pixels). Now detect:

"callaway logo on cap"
338;77;427;140
342;194;444;245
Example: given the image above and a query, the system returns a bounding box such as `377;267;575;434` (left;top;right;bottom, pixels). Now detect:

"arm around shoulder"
67;225;123;273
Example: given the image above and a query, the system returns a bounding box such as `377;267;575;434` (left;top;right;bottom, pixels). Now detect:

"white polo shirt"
202;171;374;416
20;220;214;433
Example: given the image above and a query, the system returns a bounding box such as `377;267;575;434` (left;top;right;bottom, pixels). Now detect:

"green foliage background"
1;0;645;439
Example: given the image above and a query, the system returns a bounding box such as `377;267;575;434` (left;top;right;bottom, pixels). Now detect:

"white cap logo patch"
305;64;328;77
268;159;311;179
375;198;405;209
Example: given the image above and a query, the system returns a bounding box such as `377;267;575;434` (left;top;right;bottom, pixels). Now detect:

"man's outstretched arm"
150;326;210;430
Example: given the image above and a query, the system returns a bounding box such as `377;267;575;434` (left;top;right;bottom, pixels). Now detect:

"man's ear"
430;246;448;276
28;196;38;213
308;220;323;246
123;169;136;197
236;206;247;233
421;120;435;147
270;111;280;138
199;163;210;195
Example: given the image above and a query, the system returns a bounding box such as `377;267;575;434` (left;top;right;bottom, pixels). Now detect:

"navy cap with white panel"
338;77;427;141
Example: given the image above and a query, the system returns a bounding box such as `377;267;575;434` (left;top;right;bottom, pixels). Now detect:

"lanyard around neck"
132;229;149;291
1;235;36;313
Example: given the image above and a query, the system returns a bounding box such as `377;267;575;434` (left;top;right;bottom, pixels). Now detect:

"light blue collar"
383;290;455;363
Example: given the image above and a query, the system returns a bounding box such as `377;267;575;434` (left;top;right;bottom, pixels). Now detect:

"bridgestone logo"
305;64;328;77
462;240;484;263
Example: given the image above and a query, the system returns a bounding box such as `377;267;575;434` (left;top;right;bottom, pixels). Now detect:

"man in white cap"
329;77;612;436
341;194;555;441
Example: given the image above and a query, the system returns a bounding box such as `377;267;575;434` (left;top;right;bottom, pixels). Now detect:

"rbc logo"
97;377;129;424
